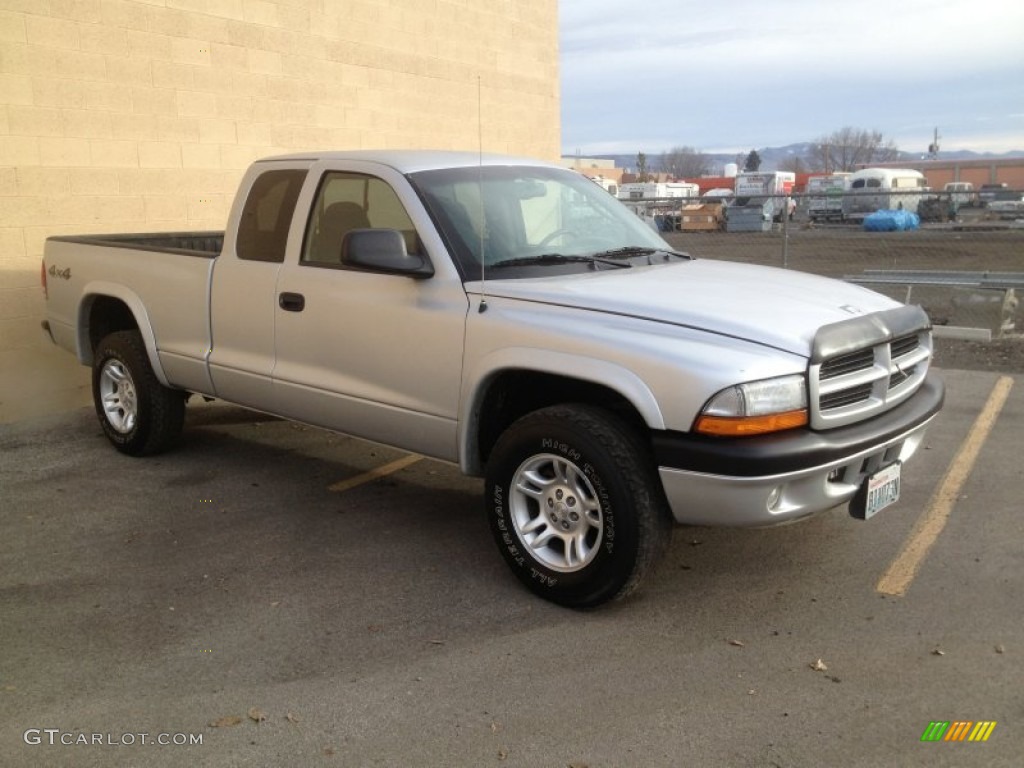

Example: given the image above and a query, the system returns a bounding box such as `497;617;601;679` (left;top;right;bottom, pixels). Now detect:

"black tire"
92;330;185;456
485;404;672;608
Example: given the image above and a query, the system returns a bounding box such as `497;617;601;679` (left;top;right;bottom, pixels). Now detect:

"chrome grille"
891;334;920;358
889;365;915;389
820;348;875;380
820;382;874;410
809;328;932;429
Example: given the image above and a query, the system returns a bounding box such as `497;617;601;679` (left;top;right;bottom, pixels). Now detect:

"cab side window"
303;172;422;265
236;169;306;263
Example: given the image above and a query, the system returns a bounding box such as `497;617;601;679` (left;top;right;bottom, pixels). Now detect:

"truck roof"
256;149;559;174
849;167;925;178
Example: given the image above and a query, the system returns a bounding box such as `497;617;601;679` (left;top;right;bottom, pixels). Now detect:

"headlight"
694;374;808;436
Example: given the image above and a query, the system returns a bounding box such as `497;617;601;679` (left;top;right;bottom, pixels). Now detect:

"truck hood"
469;260;900;358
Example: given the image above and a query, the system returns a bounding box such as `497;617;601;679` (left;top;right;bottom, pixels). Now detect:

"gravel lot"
663;225;1024;373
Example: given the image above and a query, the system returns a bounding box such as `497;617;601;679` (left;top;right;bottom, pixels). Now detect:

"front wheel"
92;330;185;456
485;404;672;608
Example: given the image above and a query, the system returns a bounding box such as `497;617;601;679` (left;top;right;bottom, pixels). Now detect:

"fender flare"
77;282;171;387
458;347;665;475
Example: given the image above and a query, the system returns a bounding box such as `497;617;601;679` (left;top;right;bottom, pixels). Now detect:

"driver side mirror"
342;229;434;278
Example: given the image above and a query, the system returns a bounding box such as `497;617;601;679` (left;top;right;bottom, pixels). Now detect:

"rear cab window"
236;169;307;263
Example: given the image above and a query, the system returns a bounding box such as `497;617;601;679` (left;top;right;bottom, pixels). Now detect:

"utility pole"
927;128;940;160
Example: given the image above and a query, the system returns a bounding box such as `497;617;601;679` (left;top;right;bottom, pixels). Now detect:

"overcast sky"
559;0;1024;157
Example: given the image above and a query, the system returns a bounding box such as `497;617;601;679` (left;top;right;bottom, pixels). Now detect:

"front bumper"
654;373;945;527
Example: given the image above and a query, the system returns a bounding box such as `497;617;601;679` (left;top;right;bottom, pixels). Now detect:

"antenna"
477;75;488;313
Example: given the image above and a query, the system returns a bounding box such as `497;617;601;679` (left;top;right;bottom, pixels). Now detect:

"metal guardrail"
844;270;1024;290
843;270;1024;341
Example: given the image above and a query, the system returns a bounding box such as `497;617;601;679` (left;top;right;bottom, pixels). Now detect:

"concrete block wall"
0;0;559;373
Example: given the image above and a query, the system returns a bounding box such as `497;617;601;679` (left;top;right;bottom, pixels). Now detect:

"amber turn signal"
694;409;808;437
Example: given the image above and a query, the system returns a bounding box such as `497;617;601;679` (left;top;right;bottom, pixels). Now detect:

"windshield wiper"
590;246;694;262
489;254;632;270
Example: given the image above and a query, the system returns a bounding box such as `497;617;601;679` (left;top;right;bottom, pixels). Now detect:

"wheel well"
475;370;648;469
86;296;139;355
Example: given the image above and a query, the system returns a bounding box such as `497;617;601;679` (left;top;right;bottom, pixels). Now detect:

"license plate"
851;462;901;520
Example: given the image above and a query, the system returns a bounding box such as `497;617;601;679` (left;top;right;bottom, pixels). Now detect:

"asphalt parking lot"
1;368;1021;767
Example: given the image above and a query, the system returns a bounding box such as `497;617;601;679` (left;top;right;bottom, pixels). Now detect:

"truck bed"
48;231;224;258
44;232;220;395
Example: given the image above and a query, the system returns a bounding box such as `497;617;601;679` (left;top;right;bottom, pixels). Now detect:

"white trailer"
733;171;796;221
842;168;928;221
806;173;850;222
588;175;619;196
617;181;699;201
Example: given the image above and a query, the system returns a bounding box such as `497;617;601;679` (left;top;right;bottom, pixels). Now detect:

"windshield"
408;165;671;280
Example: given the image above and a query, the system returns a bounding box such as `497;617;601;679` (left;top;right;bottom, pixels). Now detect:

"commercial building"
0;0;558;419
858;158;1024;190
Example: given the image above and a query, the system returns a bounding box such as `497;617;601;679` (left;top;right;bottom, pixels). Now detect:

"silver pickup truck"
42;150;944;607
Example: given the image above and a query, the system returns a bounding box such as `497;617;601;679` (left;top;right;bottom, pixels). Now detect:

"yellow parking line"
876;375;1014;596
328;454;423;493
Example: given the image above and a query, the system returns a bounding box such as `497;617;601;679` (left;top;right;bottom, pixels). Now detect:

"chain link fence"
644;190;1024;341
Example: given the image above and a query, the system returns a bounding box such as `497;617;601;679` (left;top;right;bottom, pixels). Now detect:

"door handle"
278;292;305;312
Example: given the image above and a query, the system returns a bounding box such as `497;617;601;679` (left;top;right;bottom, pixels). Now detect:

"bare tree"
778;155;808;174
658;146;710;179
809;127;900;172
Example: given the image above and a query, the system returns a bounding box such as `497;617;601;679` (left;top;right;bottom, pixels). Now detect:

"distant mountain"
567;144;1024;175
919;149;1024;161
759;144;1024;169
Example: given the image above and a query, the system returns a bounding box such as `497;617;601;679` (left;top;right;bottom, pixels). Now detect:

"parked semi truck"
41;150;944;607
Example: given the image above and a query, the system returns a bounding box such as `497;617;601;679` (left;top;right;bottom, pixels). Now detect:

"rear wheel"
92;330;185;456
485;404;672;608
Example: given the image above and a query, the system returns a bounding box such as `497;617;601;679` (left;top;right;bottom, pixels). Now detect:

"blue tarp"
863;209;921;232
